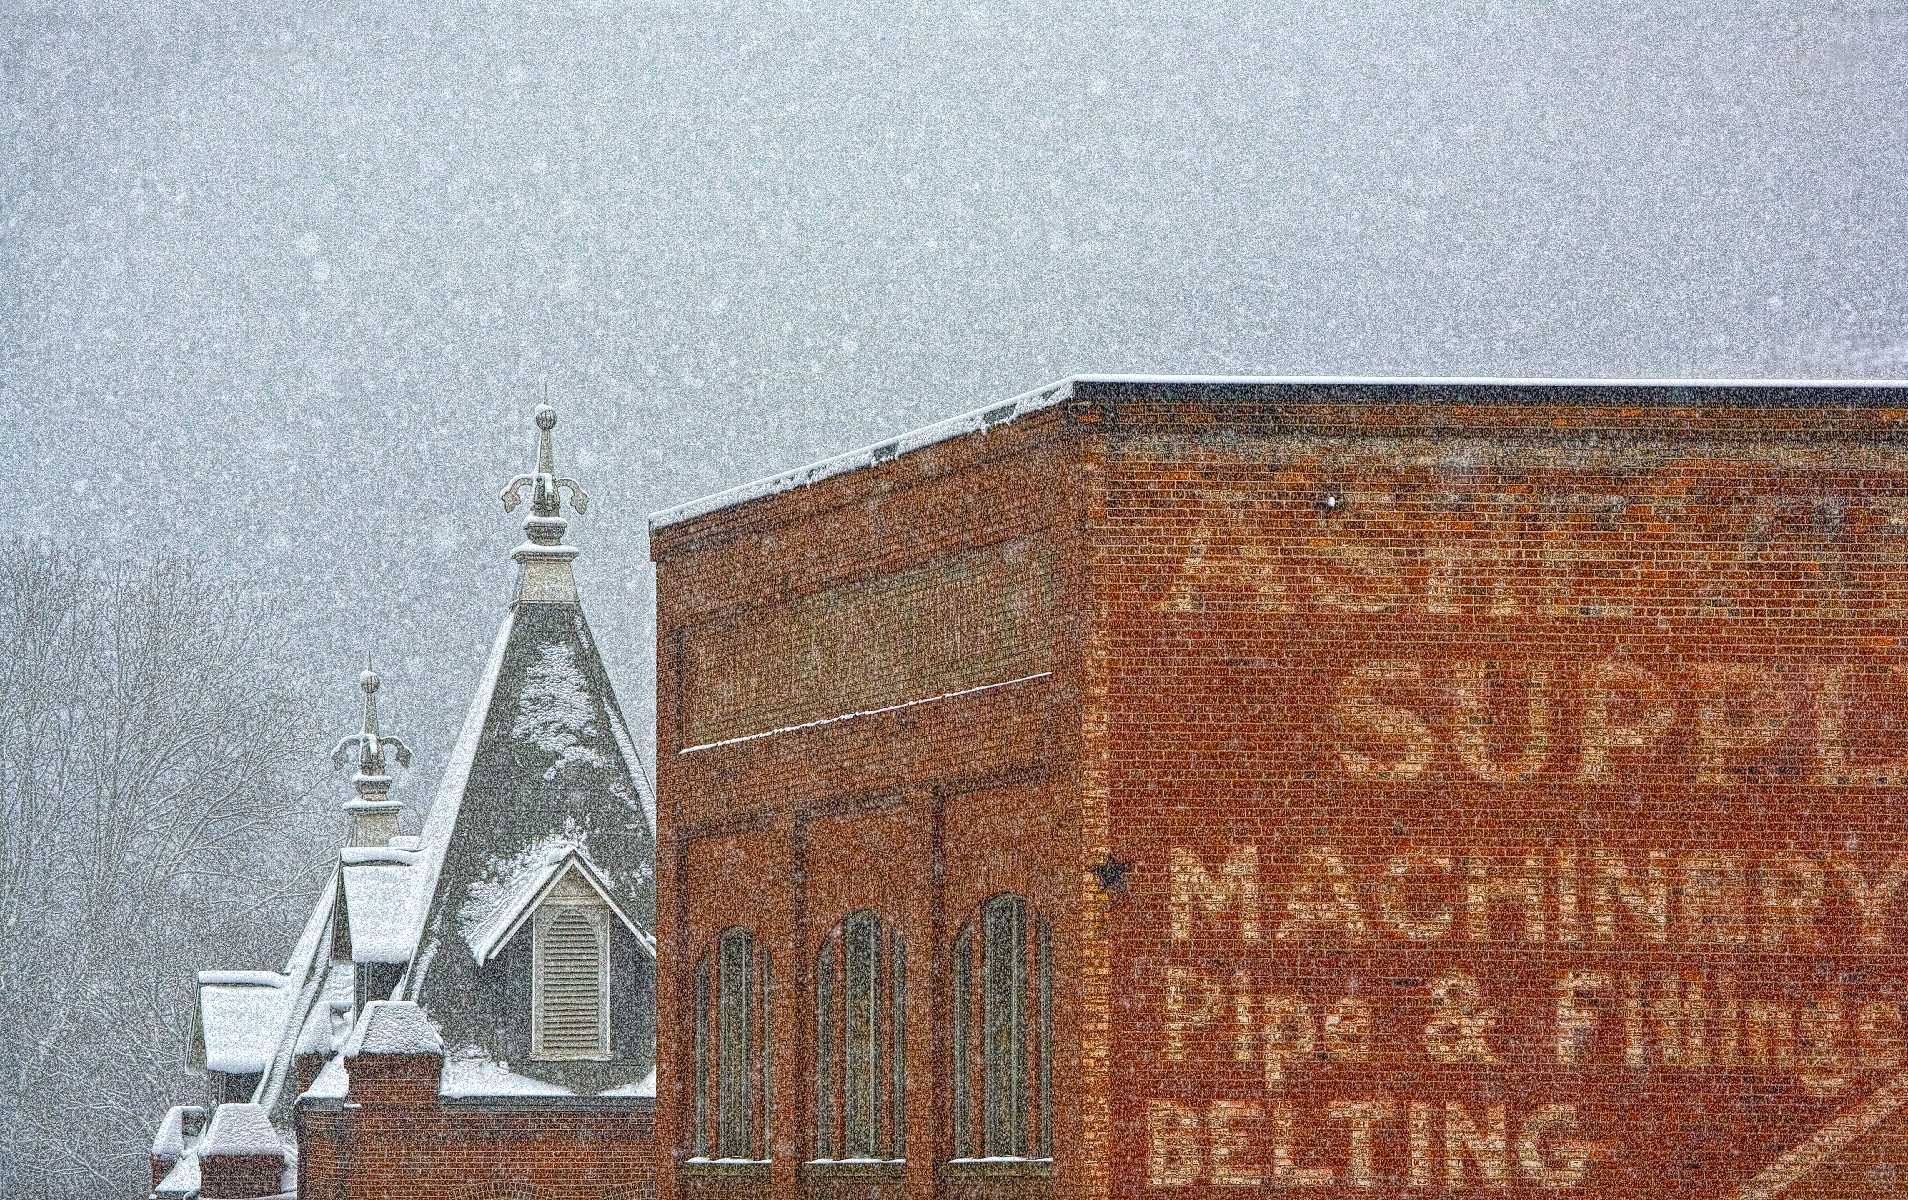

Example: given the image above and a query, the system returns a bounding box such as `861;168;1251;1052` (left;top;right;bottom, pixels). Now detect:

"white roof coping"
340;859;421;964
648;378;1074;531
340;845;418;866
199;978;294;1075
343;1000;444;1058
648;373;1908;532
154;1152;200;1197
294;1000;350;1057
301;1054;348;1100
197;970;289;988
462;848;652;966
199;1103;285;1158
151;1105;203;1157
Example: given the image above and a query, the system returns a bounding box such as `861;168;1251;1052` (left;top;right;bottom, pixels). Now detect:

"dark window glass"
813;911;906;1161
950;894;1054;1161
950;928;972;1158
694;957;711;1157
814;936;836;1159
693;927;768;1160
891;929;907;1160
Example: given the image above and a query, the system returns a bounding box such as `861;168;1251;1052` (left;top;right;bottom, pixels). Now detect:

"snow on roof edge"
647;373;1908;532
465;851;653;965
200;1103;286;1158
251;871;341;1115
400;612;516;978
648;378;1074;531
344;1000;444;1058
198;970;289;988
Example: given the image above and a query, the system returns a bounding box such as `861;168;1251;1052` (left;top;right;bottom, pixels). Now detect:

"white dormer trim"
469;851;652;966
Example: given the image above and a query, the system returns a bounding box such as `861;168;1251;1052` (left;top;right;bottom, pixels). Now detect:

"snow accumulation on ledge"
201;1103;287;1157
646;373;1908;532
344;1001;443;1057
682;672;1051;753
438;1049;573;1097
597;1068;656;1098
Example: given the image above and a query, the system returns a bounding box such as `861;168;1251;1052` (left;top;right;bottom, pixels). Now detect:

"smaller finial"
332;662;412;847
332;661;412;779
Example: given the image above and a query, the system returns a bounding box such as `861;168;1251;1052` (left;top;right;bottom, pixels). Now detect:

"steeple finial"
499;401;590;604
500;404;590;534
331;664;413;846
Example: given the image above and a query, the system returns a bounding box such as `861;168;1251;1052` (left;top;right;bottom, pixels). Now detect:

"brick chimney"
196;1103;287;1199
343;1000;445;1108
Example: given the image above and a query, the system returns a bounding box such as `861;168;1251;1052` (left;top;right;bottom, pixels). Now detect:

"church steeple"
331;664;412;847
500;403;591;605
399;400;656;1095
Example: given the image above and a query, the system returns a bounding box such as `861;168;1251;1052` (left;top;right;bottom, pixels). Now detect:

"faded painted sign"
682;536;1050;746
1116;456;1908;1198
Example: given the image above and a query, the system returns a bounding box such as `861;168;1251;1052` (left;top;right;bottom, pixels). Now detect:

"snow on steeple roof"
392;402;656;1094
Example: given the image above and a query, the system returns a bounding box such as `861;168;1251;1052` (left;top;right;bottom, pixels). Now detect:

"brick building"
648;376;1908;1200
152;406;659;1200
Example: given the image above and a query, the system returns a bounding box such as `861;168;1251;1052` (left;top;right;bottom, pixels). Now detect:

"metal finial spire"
498;401;590;605
331;663;413;783
500;402;589;534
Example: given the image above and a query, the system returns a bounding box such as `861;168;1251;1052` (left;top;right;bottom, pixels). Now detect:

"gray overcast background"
4;0;1905;824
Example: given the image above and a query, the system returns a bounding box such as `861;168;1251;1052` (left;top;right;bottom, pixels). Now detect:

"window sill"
680;1159;772;1179
529;1051;613;1062
800;1160;905;1180
938;1158;1054;1180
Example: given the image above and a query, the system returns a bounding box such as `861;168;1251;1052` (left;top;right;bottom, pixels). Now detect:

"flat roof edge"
648;378;1075;532
648;374;1908;532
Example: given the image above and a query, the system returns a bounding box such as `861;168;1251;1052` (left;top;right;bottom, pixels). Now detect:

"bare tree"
0;539;326;1200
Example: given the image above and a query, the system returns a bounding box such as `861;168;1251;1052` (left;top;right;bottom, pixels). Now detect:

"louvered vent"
540;908;604;1055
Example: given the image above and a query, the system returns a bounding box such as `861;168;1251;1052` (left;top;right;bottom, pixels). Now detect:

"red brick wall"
1094;395;1908;1199
295;1103;656;1200
652;411;1095;1200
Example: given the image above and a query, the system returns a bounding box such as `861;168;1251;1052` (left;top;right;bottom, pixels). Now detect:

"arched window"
694;927;771;1160
814;911;905;1161
950;894;1053;1160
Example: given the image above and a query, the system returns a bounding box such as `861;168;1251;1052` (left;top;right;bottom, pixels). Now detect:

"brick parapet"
296;1100;656;1200
652;405;1094;1199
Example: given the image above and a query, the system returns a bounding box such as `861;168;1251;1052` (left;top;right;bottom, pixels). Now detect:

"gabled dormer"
463;848;655;1061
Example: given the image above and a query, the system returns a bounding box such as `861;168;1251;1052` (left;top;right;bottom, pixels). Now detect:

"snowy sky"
4;0;1904;821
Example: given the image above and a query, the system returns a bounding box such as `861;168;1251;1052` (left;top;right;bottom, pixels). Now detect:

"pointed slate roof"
399;404;657;1093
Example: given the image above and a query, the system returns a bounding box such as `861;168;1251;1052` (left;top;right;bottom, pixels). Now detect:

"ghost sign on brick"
1122;457;1908;1198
